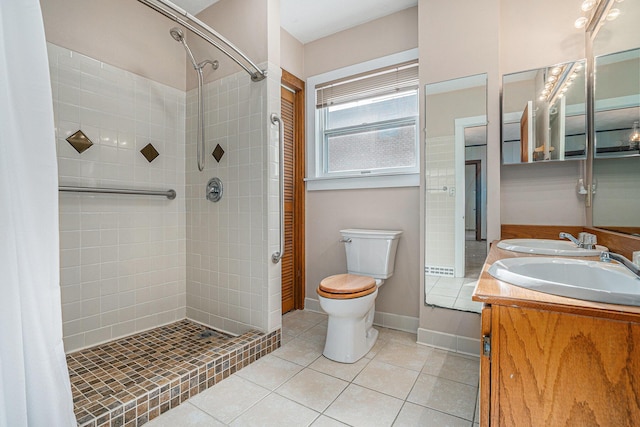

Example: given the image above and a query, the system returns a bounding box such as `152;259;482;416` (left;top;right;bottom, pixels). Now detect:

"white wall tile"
51;43;186;352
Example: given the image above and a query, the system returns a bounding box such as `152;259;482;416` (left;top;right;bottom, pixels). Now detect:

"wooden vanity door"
480;304;492;427
493;305;640;426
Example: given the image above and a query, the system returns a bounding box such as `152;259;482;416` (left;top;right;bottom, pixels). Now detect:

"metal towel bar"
59;185;176;200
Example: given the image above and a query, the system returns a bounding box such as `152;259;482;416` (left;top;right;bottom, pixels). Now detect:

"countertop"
472;241;640;322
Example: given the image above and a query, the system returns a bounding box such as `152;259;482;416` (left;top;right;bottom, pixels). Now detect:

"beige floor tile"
282;311;324;336
144;402;225;427
421;350;480;386
324;384;404;427
373;341;431;371
393;402;471;427
309;355;370;382
285;309;327;325
235;354;303;390
229;393;319;427
363;334;388;359
353;360;419;400
273;337;324;366
188;375;270;424
377;328;418;347
408;374;477;421
276;368;348;412
298;323;328;347
311;415;350;426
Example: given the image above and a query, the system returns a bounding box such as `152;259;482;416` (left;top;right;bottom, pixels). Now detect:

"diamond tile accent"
66;130;93;154
140;143;159;162
212;144;224;162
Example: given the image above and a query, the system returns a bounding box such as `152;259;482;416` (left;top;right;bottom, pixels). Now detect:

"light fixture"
606;8;621;20
630;120;640;149
575;16;588;28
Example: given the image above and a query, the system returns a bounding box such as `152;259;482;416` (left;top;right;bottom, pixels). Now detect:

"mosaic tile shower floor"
67;320;280;427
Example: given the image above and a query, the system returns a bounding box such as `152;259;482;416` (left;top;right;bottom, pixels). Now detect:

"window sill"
305;173;420;191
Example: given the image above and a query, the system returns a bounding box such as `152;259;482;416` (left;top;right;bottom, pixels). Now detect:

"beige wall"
40;0;186;90
190;0;270;89
281;28;304;78
418;0;500;339
306;188;420;318
304;7;418;78
302;7;420;320
498;0;588;227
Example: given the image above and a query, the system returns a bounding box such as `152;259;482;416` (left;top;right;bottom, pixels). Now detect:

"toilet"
317;228;402;363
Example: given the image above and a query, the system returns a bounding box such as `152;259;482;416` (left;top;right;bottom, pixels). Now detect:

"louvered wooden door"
281;87;296;313
280;71;305;315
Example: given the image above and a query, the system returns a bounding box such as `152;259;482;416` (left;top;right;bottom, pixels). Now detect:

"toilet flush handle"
339;238;352;243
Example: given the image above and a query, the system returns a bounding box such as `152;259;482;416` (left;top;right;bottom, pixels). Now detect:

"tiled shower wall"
185;64;282;336
425;135;456;270
49;43;187;352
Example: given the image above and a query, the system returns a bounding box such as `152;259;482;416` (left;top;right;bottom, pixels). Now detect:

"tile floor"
146;310;480;426
425;238;487;313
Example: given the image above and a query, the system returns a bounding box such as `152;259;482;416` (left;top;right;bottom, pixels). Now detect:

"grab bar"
59;185;176;200
271;113;285;264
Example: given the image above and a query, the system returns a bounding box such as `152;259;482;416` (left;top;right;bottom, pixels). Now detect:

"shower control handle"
206;177;223;202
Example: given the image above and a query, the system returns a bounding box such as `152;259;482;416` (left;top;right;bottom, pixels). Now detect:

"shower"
170;27;218;171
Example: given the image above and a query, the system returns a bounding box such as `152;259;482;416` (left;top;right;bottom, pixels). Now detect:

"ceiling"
173;0;418;44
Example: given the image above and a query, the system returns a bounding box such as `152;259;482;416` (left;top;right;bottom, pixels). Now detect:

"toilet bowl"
317;229;402;363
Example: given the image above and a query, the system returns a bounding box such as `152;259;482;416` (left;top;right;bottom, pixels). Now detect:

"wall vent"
425;265;455;277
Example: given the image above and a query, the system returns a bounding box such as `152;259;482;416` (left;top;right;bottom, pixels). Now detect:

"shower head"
169;27;198;70
169;27;184;42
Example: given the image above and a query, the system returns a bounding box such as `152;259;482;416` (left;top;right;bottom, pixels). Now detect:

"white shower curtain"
0;1;76;426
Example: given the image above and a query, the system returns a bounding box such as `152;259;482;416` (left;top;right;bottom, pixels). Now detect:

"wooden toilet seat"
317;274;376;299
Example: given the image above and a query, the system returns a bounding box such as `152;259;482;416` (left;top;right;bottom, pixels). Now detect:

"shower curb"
71;322;281;427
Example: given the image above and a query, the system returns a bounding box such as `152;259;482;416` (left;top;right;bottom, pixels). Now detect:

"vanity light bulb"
606;8;621;20
574;64;583;71
545;82;554;89
539;95;547;101
551;66;563;76
547;75;558;83
581;0;597;12
631;121;640;143
575;17;588;28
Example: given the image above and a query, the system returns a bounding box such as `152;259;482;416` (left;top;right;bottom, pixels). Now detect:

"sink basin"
488;257;640;306
497;239;608;256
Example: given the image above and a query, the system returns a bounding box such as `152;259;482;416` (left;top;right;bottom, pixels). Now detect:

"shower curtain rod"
59;185;177;200
137;0;267;82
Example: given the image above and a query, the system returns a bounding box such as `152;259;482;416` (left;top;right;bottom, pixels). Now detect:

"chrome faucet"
600;252;640;280
559;232;581;246
559;232;597;250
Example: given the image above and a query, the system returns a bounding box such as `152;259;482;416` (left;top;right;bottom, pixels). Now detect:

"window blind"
315;60;419;109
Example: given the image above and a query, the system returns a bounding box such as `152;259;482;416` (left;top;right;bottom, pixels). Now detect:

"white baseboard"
304;297;419;334
417;327;480;357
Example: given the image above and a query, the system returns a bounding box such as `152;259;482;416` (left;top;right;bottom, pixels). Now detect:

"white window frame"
306;49;420;191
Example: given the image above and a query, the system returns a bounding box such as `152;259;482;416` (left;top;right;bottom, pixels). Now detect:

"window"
306;50;420;190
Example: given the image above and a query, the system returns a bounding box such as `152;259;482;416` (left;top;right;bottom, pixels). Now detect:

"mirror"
502;60;587;164
594;48;640;158
590;0;640;237
592;48;640;235
424;74;486;313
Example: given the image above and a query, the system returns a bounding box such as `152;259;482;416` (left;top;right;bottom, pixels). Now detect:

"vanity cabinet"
474;246;640;426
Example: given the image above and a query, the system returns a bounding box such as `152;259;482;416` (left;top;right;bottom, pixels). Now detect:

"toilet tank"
340;229;402;279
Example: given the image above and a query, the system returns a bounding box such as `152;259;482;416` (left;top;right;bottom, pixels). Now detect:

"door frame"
281;69;306;310
465;159;482;241
454;115;487;277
